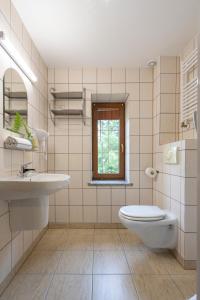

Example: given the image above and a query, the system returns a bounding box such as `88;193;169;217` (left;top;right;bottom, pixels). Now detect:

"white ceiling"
13;0;199;67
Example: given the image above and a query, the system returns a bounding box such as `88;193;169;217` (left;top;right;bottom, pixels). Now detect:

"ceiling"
13;0;199;67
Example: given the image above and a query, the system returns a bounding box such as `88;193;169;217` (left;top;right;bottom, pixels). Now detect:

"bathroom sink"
0;173;70;201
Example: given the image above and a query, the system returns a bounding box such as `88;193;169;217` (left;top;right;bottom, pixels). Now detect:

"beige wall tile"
111;189;126;205
11;4;22;41
140;83;153;101
140;68;153;82
140;101;153;118
160;114;176;133
55;206;69;223
69;68;82;83
23;231;33;252
0;213;11;250
111;206;121;223
160;74;177;94
0;0;10;22
83;189;96;205
97;189;111;206
160;56;178;74
11;232;23;269
55;154;68;171
125;83;139;100
112;68;125;83
69;154;82;171
69;206;83;223
55;68;68;84
97;68;111;83
125;189;140;205
55;189;68;205
97;206;111;223
83;68;96;83
126;68;139;82
69;136;82;153
0;243;11;284
69;189;82;205
83;206;97;223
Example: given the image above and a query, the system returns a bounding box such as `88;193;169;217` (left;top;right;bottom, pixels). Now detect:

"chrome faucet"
19;162;35;176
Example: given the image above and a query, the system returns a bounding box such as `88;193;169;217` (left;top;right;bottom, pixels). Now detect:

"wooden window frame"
92;102;125;180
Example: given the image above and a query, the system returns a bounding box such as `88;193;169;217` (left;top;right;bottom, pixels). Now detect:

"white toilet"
119;205;177;249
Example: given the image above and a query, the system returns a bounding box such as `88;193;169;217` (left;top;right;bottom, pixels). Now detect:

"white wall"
152;36;199;267
47;67;154;225
197;29;200;299
0;0;48;289
153;139;197;266
153;56;180;145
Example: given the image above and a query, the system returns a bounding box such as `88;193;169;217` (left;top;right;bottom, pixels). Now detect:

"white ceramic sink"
0;173;70;201
0;172;70;230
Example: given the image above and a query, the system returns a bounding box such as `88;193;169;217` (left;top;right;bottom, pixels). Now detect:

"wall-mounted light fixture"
0;31;37;83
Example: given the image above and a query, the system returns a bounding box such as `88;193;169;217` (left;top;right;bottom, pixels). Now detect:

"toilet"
119;205;177;249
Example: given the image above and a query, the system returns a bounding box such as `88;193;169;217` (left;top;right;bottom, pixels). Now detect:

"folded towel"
4;136;32;151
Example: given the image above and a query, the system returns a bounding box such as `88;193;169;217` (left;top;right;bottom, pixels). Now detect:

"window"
92;103;125;180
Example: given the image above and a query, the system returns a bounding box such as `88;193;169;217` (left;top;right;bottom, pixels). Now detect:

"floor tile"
35;229;68;251
93;250;130;274
147;251;171;274
0;228;196;300
94;230;122;250
46;274;92;300
118;230;147;251
68;229;94;236
95;229;119;235
125;251;159;274
60;234;94;251
19;251;61;274
56;251;93;274
0;274;53;300
150;253;194;275
93;275;138;300
56;229;94;250
171;274;196;299
133;274;184;300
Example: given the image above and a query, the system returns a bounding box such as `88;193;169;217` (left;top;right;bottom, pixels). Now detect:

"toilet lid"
119;205;166;221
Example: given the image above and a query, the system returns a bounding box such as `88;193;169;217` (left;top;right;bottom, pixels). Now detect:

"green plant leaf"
11;112;34;147
11;112;23;133
22;120;32;140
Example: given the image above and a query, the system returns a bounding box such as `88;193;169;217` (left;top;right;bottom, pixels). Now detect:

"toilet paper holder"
145;167;159;178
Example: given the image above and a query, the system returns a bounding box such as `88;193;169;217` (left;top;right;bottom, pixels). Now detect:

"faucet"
19;162;35;177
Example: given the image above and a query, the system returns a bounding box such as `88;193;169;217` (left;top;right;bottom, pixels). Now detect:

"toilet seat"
119;205;166;221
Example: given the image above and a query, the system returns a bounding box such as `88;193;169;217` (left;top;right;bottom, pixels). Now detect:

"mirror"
3;68;28;130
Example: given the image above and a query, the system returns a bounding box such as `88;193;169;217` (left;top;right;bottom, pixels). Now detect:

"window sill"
88;180;133;186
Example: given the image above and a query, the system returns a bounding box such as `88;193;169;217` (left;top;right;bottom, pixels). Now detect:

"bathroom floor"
0;229;196;300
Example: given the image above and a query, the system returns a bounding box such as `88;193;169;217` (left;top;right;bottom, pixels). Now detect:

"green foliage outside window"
98;119;120;174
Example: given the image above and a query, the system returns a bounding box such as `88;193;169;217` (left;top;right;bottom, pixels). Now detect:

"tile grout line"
117;229;140;300
1;229;196;298
91;229;95;300
44;271;56;300
169;273;189;299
